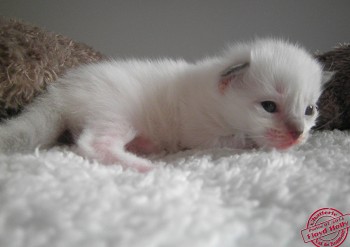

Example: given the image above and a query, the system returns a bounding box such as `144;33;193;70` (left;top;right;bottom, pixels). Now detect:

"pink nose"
289;129;303;140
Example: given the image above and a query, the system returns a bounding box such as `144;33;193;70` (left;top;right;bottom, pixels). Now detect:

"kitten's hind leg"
76;123;154;172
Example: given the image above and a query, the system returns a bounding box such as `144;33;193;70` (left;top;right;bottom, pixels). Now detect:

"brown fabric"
0;17;105;119
315;44;350;130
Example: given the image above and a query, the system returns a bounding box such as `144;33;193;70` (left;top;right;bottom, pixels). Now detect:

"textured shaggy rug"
0;130;349;247
1;17;349;247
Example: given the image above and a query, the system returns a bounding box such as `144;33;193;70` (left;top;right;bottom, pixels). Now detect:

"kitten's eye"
305;105;315;116
261;101;278;113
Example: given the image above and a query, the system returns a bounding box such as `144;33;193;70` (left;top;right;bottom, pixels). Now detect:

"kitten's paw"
126;136;160;155
76;126;156;173
126;160;154;173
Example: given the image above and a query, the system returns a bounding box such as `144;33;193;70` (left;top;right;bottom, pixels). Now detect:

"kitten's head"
218;38;326;149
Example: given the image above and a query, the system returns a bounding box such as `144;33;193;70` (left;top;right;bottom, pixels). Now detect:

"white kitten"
0;39;324;171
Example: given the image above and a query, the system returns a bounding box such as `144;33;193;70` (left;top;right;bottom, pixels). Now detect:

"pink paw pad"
126;136;159;155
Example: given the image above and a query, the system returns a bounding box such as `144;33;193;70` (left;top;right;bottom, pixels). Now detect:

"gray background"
1;0;350;60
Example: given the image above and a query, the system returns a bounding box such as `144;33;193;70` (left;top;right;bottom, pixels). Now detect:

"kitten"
0;39;325;172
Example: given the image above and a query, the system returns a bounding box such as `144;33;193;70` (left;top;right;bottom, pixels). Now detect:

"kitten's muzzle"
285;122;304;141
264;126;304;150
289;129;303;140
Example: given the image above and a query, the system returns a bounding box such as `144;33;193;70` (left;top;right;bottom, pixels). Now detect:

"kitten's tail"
0;94;64;153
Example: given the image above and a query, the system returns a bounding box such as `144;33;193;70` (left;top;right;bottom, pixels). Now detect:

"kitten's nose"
286;121;304;140
289;129;303;140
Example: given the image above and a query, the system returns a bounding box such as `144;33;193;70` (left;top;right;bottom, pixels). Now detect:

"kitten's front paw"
126;159;154;173
126;136;160;155
217;134;256;150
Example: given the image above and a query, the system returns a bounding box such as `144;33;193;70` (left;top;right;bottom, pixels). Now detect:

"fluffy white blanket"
0;130;349;247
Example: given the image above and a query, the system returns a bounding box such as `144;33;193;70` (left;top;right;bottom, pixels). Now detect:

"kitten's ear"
221;62;249;79
321;71;335;86
219;62;249;94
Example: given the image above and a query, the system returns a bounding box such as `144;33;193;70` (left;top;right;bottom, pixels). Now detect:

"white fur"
0;39;323;171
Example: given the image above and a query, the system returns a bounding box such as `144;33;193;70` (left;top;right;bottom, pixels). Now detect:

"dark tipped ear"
321;71;335;86
219;62;249;94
